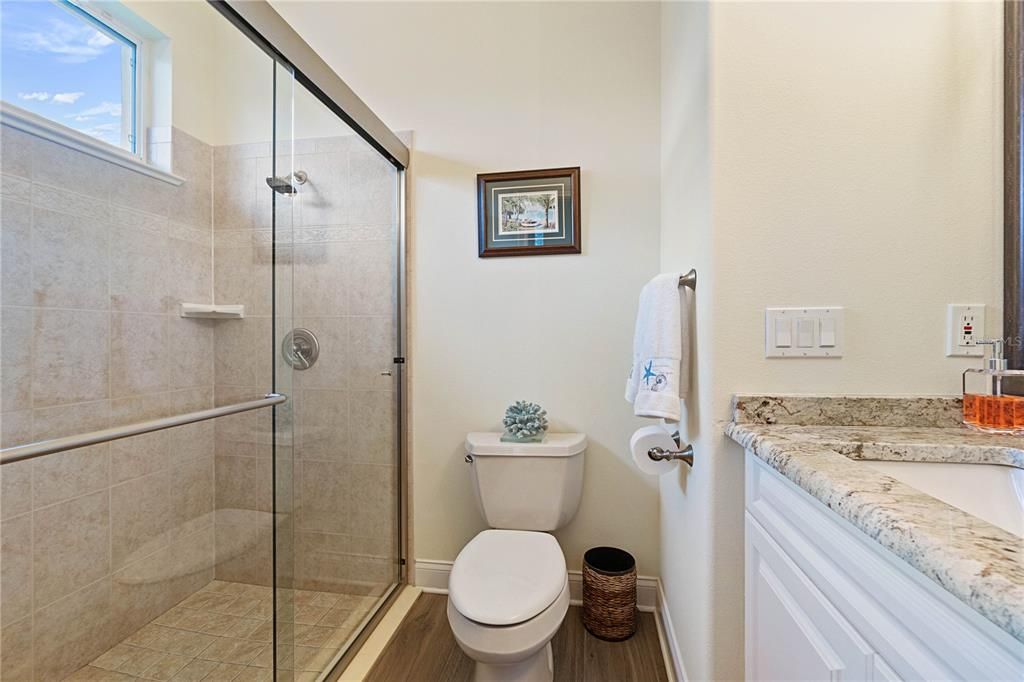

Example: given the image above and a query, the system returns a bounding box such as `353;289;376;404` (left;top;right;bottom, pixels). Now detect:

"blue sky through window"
1;0;133;149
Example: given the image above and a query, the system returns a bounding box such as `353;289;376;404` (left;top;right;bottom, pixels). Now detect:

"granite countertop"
725;395;1024;643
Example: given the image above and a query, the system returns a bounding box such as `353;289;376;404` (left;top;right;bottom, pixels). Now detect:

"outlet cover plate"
765;307;844;358
946;304;986;357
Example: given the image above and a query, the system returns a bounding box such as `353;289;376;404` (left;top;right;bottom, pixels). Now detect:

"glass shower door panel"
282;80;403;676
272;60;299;677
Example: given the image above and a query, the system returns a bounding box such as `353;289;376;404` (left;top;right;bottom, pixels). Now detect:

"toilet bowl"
446;432;586;681
448;529;570;682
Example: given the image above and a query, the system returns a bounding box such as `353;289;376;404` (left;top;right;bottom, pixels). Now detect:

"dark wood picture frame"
477;167;582;257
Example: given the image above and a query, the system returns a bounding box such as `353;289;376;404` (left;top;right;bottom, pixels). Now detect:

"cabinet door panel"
751;557;844;681
747;513;873;681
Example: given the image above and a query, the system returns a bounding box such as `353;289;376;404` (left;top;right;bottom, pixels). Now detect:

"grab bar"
0;393;287;466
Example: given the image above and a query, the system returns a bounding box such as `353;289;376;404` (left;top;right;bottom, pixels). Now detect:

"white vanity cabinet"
745;453;1024;682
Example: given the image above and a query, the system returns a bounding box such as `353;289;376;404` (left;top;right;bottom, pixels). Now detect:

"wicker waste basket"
581;546;637;641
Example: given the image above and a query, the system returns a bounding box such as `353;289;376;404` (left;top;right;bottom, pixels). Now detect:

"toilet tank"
465;432;586;531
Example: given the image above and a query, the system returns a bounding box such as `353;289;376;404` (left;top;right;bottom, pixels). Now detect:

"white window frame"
67;0;141;155
0;0;181;185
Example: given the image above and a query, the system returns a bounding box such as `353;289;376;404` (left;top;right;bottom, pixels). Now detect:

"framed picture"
477;167;581;257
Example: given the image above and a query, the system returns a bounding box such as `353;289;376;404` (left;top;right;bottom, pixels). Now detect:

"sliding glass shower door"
0;2;402;678
272;66;404;678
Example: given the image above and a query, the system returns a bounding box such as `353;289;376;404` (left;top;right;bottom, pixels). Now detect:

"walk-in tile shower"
0;2;406;679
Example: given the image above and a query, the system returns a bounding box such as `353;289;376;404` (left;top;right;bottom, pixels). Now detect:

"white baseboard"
656;579;688;682
413;559;659;611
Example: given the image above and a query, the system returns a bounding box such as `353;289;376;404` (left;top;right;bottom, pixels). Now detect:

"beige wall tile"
33;309;109;407
215;455;271;512
1;616;34;680
296;389;348;461
214;520;272;586
110;526;214;643
347;316;396;390
110;221;169;313
33;491;110;607
1;173;31;200
1;198;32;306
1;513;32;626
111;313;168;398
348;391;396;466
294;152;349;228
344;240;395;316
171;129;213;230
110;392;168;425
173;455;215;536
34;578;115;681
213;156;256;231
296;460;348;535
214;318;272;388
31;207;109;309
0;456;32;520
33;399;110;439
348;148;397;226
0;408;32;448
213;246;257;313
347;464;395;539
2;306;32;411
294;242;347;317
167;420;214;466
110;469;173;570
32;182;109;222
109;164;174;218
166;238;212;312
31;135;113;201
110;431;168;485
166;318;214;390
0;125;34;179
33;444;109;508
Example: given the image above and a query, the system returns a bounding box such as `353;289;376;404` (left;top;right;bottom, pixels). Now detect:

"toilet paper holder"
648;432;694;467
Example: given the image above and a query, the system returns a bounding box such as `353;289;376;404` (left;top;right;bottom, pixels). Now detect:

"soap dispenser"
962;339;1024;433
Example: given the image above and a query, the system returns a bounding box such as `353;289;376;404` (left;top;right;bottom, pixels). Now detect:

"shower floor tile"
67;581;376;681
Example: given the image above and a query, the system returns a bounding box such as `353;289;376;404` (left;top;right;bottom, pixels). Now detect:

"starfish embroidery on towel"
642;361;657;385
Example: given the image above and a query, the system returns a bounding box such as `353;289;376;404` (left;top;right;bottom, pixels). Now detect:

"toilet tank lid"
465;432;587;457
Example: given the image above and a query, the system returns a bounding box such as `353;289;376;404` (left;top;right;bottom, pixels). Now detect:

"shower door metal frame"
208;1;409;171
207;1;411;678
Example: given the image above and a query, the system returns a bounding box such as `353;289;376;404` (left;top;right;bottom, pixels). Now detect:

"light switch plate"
765;307;844;358
946;304;986;357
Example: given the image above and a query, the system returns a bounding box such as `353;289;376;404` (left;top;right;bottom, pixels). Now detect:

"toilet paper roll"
630;425;679;476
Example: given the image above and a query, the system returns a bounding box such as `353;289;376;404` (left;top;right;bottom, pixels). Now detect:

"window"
1;0;139;153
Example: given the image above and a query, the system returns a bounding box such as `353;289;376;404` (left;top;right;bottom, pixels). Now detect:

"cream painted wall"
126;0;225;144
660;2;1003;680
127;1;346;148
270;1;665;574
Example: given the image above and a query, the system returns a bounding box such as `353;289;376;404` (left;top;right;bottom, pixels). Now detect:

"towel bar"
678;269;697;290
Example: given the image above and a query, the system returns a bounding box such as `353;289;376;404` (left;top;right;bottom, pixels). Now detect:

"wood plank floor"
365;594;669;682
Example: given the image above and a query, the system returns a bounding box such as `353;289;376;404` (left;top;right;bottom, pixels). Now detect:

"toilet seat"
449;530;567;626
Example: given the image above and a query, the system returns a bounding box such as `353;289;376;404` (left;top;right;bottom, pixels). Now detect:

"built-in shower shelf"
179;303;246;319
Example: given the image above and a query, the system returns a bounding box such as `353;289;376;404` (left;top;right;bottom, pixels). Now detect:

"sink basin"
863;461;1024;537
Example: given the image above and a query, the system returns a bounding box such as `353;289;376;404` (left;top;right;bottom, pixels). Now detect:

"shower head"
265;170;308;195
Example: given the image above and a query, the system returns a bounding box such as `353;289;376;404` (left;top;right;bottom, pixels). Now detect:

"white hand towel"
625;273;690;421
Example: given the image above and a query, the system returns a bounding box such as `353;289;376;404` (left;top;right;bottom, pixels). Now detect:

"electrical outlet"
946;304;986;357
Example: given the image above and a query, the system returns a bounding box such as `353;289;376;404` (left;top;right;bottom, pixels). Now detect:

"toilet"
447;432;586;682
